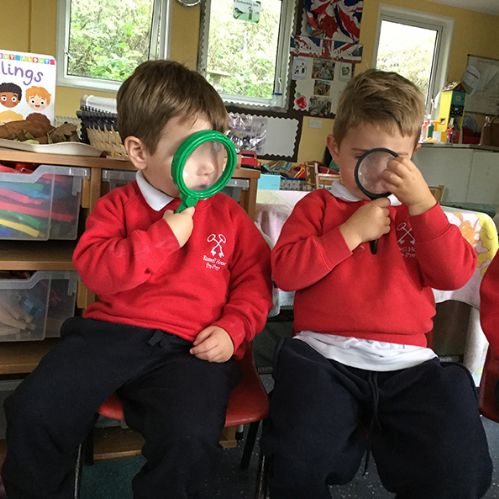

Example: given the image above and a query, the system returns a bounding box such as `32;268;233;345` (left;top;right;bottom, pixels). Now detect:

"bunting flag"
304;0;363;42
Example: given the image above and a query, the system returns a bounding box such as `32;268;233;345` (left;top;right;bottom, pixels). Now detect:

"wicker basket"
77;107;128;158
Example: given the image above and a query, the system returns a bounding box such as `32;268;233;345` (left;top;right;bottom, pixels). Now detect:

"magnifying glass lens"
356;149;395;196
182;140;228;192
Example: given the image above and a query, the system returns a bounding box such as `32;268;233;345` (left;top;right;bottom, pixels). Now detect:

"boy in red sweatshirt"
2;60;272;499
262;69;491;499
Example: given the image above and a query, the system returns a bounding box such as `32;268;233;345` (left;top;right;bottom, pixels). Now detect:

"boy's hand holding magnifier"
348;148;435;254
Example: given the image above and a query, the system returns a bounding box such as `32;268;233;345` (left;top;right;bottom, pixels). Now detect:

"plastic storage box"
0;165;89;240
0;379;22;438
102;169;250;199
0;270;78;341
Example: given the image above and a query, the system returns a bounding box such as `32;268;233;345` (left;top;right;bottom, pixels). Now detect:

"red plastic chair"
74;344;269;498
479;349;499;423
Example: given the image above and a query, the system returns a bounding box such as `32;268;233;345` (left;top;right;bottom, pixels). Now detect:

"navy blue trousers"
262;338;492;499
2;317;240;499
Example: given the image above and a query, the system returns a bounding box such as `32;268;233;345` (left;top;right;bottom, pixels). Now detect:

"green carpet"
80;457;143;499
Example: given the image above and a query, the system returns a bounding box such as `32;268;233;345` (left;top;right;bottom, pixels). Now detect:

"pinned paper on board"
0;50;56;125
293;61;351;116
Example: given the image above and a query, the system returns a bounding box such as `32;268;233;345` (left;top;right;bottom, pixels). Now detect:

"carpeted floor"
80;408;499;498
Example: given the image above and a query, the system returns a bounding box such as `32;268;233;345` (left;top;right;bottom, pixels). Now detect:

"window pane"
205;0;282;100
67;0;155;82
376;20;437;104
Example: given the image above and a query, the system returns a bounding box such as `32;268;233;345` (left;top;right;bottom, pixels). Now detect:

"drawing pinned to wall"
233;0;261;23
312;59;335;80
292;57;312;80
314;80;332;96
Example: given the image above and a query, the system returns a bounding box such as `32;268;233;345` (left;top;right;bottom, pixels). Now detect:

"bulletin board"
463;54;499;116
290;0;363;118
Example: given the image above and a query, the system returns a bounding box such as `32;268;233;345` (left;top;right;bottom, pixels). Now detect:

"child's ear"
326;134;339;160
124;136;148;171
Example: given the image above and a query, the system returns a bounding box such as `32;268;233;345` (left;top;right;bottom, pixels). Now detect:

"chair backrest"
304;161;340;190
479;349;499;422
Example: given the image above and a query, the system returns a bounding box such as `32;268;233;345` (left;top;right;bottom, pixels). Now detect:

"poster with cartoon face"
0;50;56;125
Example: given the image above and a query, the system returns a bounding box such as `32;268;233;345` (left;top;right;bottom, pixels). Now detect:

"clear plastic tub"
0;271;78;341
0;165;89;240
102;169;250;198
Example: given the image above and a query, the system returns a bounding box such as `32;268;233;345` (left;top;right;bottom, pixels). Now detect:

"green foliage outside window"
67;0;154;82
205;0;281;100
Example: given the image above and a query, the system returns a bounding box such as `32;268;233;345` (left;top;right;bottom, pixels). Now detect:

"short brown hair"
333;69;425;147
117;60;228;153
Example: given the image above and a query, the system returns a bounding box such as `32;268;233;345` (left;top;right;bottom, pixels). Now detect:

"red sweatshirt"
73;181;272;358
480;253;499;358
272;189;476;347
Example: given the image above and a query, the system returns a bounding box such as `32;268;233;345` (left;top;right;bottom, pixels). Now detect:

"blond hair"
25;86;51;104
333;69;425;147
117;60;228;153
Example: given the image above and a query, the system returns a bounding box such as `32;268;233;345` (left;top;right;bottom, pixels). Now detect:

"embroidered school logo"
396;222;416;258
203;233;228;271
207;233;226;257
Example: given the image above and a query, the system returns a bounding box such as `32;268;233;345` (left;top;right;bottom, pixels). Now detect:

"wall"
1;0;498;162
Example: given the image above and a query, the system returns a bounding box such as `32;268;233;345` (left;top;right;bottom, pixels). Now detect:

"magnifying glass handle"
370;240;378;255
176;197;197;214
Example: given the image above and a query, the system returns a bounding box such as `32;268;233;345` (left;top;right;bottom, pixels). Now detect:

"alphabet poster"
0;50;56;125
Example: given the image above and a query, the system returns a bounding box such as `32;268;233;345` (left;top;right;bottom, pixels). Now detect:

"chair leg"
254;452;270;499
240;421;260;469
74;424;97;498
74;443;84;499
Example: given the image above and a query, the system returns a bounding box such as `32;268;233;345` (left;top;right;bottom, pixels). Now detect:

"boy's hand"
163;207;195;247
340;198;391;251
382;157;436;215
190;326;234;362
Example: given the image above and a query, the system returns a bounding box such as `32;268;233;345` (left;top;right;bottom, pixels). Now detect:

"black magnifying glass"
354;147;398;255
171;130;237;213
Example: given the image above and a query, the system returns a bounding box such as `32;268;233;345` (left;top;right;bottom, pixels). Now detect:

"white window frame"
373;4;454;113
56;0;171;91
197;0;296;110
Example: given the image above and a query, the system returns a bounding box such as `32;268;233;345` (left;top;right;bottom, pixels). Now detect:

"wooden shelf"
0;339;59;375
91;424;237;462
0;424;237;467
0;241;75;271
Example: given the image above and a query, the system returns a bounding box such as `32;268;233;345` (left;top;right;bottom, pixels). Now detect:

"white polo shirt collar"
135;171;175;211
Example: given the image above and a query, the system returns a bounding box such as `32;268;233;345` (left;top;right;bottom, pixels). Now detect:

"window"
373;5;453;113
56;0;170;91
198;0;296;109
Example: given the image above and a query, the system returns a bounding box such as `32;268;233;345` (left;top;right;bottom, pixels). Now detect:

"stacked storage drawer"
102;169;250;201
0;164;88;341
0;165;88;240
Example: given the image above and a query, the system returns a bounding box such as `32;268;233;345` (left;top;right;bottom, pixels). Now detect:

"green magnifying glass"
171;130;237;213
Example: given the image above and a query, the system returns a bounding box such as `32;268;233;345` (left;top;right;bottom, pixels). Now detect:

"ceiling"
431;0;499;16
